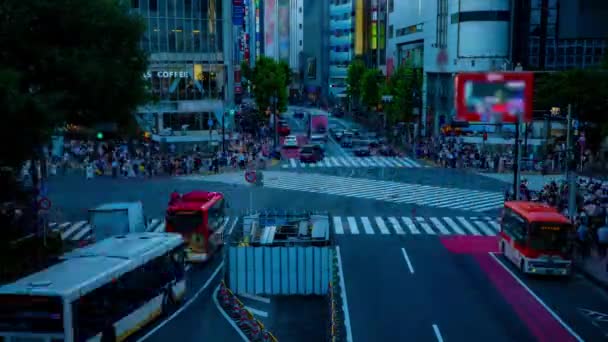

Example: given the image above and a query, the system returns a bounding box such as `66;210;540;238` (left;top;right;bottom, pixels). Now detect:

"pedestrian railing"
327;248;345;342
217;281;278;342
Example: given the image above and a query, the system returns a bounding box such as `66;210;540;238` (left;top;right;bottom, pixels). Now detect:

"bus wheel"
101;326;116;342
520;260;526;273
500;242;505;254
162;288;177;315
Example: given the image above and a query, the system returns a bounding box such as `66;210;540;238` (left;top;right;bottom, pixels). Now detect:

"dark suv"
299;144;324;163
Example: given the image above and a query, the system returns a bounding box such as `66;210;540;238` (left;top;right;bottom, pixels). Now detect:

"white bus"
0;232;186;342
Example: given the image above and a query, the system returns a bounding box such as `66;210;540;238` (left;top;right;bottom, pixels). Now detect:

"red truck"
165;191;229;262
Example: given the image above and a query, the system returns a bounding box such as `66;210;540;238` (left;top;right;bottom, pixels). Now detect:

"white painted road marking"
489;253;584;342
244;306;269;318
240;293;271;304
361;217;375;234
336;246;354;342
401;248;415;274
334;216;345;235
137;262;224;341
432;324;444;342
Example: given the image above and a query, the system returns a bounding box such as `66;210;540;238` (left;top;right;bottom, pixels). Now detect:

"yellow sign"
176;211;197;215
541;226;560;231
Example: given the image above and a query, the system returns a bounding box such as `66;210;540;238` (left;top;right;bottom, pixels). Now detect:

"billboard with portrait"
455;72;534;124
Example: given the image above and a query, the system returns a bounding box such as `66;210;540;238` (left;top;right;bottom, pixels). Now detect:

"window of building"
389;0;394;12
131;0;139;8
529;9;541;25
531;0;541;9
451;11;510;23
388;25;393;38
299;23;302;29
300;40;302;46
150;0;158;11
299;7;302;13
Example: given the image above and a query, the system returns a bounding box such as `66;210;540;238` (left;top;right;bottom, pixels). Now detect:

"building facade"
328;0;354;98
512;0;608;71
386;0;514;136
131;0;234;141
302;0;330;104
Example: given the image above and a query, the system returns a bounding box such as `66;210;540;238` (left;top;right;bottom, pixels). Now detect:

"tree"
0;0;149;168
536;68;608;148
244;56;288;113
278;60;292;88
383;63;422;142
346;59;366;105
360;69;382;110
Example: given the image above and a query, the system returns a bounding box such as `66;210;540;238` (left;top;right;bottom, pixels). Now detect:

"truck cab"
88;202;147;243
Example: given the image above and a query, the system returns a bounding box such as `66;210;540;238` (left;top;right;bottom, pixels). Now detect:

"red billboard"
455;72;534;124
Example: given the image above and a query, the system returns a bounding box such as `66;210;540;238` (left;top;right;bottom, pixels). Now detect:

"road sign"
208;119;214;127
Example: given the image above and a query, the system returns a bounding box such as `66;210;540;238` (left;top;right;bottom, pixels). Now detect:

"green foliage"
383;64;418;125
360;69;382;109
536;68;608;146
245;56;288;113
346;59;366;101
278;60;292;87
0;0;149;168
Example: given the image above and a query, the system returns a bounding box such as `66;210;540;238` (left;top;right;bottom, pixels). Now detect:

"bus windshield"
528;223;571;252
0;295;63;333
166;210;203;233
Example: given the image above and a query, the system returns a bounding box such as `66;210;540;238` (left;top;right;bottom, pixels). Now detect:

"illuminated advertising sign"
264;0;276;59
455;72;534;124
143;71;190;79
278;0;289;61
255;0;261;57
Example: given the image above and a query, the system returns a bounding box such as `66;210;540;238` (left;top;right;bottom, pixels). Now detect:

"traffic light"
143;131;151;141
230;109;235;116
96;132;104;140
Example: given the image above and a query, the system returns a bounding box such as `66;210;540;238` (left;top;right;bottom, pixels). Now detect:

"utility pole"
566;104;577;219
222;111;226;154
513;116;522;200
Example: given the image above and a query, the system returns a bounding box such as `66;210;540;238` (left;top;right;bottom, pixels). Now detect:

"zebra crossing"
49;215;500;241
186;171;504;212
281;156;422;169
331;215;500;236
48;218;168;241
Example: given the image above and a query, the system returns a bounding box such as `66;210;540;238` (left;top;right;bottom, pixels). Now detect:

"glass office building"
130;0;233;137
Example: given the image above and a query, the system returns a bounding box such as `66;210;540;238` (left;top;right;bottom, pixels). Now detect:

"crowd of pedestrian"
48;134;272;180
414;136;579;173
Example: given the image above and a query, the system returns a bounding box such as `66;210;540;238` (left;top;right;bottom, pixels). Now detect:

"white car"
283;135;298;147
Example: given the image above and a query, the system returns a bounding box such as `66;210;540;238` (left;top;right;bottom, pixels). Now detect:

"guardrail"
217;281;278;342
328;248;345;341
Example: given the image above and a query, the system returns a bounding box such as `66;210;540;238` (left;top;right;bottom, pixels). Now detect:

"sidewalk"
574;252;608;290
476;172;608;191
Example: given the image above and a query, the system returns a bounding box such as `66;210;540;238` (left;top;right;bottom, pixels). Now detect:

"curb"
573;261;608;292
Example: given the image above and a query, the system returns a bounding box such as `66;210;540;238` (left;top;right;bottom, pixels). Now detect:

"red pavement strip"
441;236;581;342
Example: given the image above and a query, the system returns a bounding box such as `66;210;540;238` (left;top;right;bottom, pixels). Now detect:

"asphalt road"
128;257;242;342
44;124;608;342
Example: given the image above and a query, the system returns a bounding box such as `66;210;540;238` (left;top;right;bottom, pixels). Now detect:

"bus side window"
503;211;526;242
73;282;119;340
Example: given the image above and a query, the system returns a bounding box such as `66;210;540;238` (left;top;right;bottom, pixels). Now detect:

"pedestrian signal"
96;132;104;140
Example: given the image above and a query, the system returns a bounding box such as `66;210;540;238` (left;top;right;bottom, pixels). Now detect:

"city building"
328;0;388;100
328;0;354;99
511;0;608;71
386;0;515;136
130;0;235;143
302;0;330;104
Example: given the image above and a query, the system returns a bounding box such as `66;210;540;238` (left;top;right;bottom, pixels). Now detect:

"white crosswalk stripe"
331;216;499;236
191;171;504;212
50;215;501;241
282;156;422;169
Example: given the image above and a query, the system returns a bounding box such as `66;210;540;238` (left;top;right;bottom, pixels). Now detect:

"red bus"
499;201;573;276
165;191;228;262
